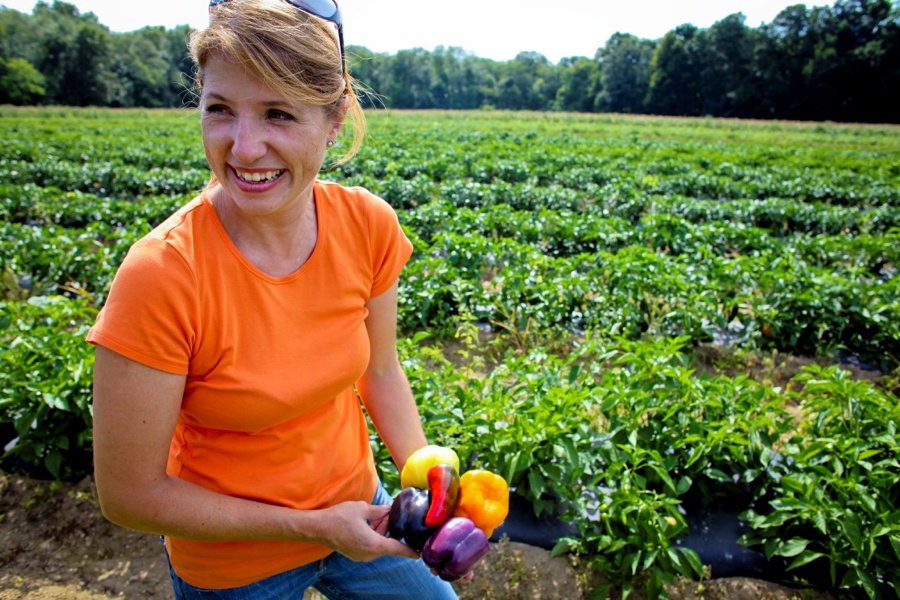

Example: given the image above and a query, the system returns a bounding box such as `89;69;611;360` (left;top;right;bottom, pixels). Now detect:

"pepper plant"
739;365;900;599
0;296;96;479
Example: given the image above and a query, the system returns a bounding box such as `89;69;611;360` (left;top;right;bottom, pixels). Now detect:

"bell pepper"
388;487;437;552
425;464;460;527
400;445;460;489
422;517;490;582
451;469;509;537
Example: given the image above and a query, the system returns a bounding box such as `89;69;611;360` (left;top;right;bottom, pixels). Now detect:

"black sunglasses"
208;0;345;77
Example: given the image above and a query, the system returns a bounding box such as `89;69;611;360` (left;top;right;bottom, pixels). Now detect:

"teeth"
235;169;284;183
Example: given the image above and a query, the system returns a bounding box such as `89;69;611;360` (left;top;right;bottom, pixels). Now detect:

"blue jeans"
164;483;458;600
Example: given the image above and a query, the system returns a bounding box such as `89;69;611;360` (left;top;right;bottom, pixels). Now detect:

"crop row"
8;179;900;239
3;152;897;208
3;186;899;367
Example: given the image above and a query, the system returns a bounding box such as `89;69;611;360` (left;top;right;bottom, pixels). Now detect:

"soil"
0;472;848;600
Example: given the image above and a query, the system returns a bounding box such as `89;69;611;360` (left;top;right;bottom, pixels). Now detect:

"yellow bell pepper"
451;469;509;537
400;445;460;489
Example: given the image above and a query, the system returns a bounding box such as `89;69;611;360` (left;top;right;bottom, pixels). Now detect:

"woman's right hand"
315;501;420;561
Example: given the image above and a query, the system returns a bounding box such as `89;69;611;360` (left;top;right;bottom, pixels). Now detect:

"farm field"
1;107;899;599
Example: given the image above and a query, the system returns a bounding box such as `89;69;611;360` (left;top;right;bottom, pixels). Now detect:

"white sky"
1;0;823;63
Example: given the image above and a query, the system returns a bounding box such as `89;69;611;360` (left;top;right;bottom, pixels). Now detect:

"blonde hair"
190;0;365;168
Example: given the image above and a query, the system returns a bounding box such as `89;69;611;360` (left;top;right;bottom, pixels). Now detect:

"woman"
87;0;458;597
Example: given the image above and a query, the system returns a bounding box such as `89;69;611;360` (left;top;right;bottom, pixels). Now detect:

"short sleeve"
86;237;197;375
366;193;413;298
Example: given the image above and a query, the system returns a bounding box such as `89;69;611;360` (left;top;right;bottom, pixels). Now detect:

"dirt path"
0;473;845;600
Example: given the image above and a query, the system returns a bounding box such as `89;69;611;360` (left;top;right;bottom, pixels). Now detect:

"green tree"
754;4;828;118
0;6;45;104
165;25;196;107
429;46;489;109
754;0;899;121
66;23;114;106
111;27;174;107
556;56;601;113
596;33;655;114
698;14;759;117
383;48;435;108
0;57;46;104
0;6;42;65
646;24;704;115
496;51;554;111
346;45;390;108
30;1;114;106
821;0;899;121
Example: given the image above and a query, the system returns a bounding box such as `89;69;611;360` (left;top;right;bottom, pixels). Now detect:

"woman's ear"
328;95;350;140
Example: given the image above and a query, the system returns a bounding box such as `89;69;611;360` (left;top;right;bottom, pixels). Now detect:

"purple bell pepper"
388;487;437;552
422;517;490;582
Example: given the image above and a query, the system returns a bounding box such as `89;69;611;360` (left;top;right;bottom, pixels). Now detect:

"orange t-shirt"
86;180;413;589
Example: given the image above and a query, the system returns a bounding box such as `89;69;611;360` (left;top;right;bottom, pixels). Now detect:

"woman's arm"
356;280;428;473
91;345;417;560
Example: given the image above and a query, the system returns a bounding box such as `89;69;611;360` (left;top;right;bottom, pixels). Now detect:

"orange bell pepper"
451;469;509;537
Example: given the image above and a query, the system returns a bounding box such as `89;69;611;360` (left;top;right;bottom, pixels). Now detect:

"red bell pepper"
425;464;460;527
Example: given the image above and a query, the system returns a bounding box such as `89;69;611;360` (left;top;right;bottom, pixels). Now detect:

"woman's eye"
204;103;228;115
267;109;295;121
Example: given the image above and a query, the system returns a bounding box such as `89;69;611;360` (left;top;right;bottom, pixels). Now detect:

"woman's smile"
230;166;288;193
232;167;286;184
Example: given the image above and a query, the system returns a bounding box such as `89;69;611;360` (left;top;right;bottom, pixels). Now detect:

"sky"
1;0;823;64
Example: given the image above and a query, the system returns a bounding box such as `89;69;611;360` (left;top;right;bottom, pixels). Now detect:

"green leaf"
528;470;546;498
641;549;658;571
808;512;827;537
780;475;807;495
567;364;580;385
550;537;578;558
667;546;703;578
856;569;878;600
500;451;517;484
775;538;809;558
786;550;826;570
555;437;579;466
648;463;677;495
44;450;63;479
890;534;900;562
842;515;864;553
626;550;641;575
587;584;612;600
705;468;731;482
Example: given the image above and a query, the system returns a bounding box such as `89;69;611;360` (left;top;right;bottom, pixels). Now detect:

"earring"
327;140;336;147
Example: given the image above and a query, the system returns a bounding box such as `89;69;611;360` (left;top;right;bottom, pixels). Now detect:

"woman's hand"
316;501;420;562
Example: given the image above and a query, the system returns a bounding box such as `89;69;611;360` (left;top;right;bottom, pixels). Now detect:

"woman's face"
200;54;343;217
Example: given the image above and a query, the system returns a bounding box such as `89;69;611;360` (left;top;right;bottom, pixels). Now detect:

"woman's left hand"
313;500;421;562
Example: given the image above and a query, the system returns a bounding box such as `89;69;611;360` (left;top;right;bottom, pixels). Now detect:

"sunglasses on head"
208;0;345;77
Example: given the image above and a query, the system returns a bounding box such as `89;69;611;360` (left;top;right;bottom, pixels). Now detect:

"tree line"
1;0;898;123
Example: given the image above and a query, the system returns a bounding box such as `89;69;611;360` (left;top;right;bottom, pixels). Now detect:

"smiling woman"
83;1;458;598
